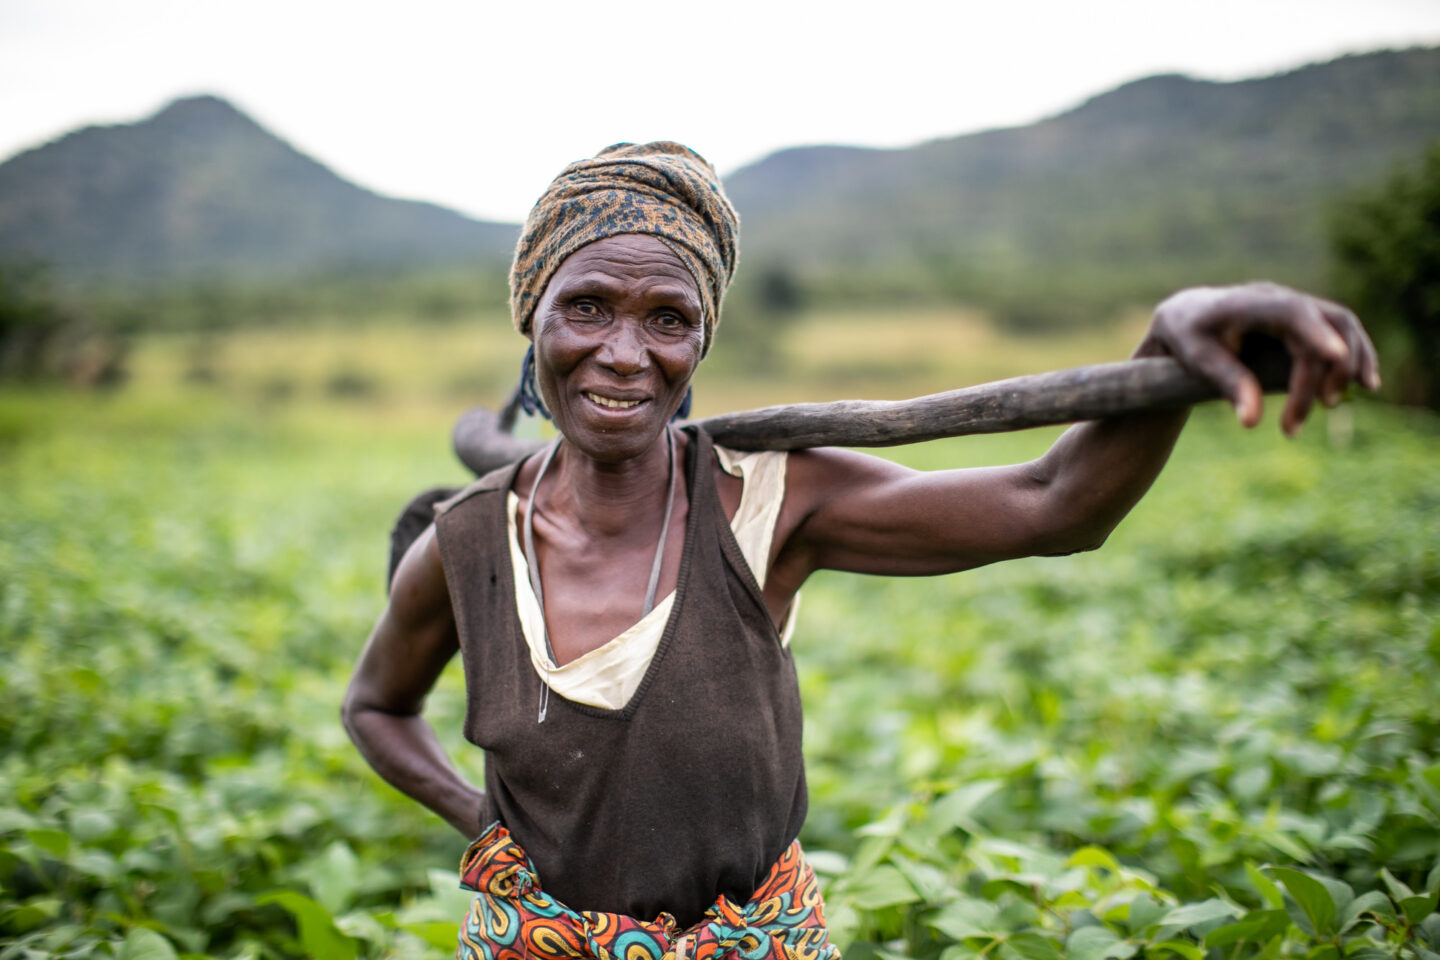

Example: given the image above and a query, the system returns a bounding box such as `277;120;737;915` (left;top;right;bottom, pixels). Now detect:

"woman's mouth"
583;391;647;410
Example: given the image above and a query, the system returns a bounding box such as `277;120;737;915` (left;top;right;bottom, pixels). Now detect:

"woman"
342;142;1378;959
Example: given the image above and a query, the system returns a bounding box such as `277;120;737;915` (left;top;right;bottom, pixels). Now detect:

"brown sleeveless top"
433;428;807;927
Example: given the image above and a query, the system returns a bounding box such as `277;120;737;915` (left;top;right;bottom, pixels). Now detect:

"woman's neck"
543;429;680;541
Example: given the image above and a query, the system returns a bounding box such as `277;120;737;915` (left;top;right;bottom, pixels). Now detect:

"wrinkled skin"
343;234;1379;839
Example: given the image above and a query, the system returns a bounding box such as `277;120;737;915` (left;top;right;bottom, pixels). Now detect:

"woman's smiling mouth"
584;392;647;410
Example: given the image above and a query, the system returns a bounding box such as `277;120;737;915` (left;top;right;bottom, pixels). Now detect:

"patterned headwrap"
509;142;739;356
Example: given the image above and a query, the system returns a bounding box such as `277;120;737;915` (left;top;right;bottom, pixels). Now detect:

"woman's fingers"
1153;283;1379;432
1281;353;1325;436
1272;289;1351;369
1183;336;1265;427
1319;298;1382;391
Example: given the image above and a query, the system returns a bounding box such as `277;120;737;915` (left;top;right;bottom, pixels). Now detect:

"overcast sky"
3;0;1438;223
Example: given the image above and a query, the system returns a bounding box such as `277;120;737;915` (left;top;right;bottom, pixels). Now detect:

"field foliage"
1;334;1438;958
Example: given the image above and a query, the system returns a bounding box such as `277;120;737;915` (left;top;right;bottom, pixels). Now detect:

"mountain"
3;48;1438;308
725;47;1440;318
0;95;518;281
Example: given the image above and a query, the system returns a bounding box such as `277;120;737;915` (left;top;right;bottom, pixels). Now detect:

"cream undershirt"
506;445;795;711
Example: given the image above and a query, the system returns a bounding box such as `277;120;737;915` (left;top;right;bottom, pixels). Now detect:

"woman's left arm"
770;283;1378;584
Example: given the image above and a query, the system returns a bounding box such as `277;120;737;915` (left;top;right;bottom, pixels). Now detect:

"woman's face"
531;234;704;463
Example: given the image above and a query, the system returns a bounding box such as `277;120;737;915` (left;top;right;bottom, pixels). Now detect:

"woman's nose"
595;321;648;374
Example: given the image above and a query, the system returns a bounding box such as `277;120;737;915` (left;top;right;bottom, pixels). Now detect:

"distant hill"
0;95;518;281
725;46;1440;321
4;48;1438;315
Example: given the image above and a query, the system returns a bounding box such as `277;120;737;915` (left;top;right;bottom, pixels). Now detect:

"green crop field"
2;319;1439;959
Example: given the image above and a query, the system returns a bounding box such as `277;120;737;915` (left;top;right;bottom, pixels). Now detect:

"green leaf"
1067;926;1136;960
1428;861;1440;897
1159;899;1240;930
848;833;894;876
0;904;52;934
1272;867;1337;937
257;891;358;960
929;780;1002;835
892;855;953;902
1005;931;1063;960
0;809;38;834
1147;940;1205;960
25;828;70;858
1380;867;1414;903
1203;909;1290;947
846;864;921;910
929;899;1003;941
1126;894;1168;934
1067;846;1122;874
1339;891;1394;931
938;947;985;960
804;849;849;877
1400;891;1440;925
295;841;362;916
119;928;179;960
397;921;461;950
1247;863;1285;909
1317;876;1355;915
1421;914;1440;949
67;809;117;843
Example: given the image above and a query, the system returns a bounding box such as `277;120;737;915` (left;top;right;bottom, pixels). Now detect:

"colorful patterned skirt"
456;822;839;960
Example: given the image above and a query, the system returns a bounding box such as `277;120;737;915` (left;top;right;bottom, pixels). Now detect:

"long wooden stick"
452;350;1291;476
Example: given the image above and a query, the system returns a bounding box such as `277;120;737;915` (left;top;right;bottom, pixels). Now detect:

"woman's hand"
1139;282;1380;436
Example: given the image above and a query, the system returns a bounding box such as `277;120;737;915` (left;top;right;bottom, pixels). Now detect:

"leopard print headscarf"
509;142;739;356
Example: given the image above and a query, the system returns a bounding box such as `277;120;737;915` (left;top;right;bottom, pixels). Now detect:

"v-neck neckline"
507;428;711;720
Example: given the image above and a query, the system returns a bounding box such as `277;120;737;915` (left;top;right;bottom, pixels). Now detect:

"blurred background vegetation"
1;45;1438;960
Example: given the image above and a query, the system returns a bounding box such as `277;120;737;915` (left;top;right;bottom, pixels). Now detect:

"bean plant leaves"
1158;898;1240;930
118;928;179;960
1125;893;1167;934
844;864;921;910
256;891;359;960
1271;867;1337;936
5;377;1440;958
928;899;1004;940
1340;890;1395;931
1246;863;1285;909
294;840;362;915
928;780;1003;836
1401;891;1440;925
1419;915;1440;951
1004;931;1063;960
1380;867;1415;903
1203;909;1290;948
1067;846;1122;874
1147;940;1205;960
1065;925;1136;960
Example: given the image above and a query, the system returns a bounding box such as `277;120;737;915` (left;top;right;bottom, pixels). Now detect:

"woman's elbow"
1027;508;1120;557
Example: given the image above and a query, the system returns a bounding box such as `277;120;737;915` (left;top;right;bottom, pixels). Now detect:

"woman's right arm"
341;524;485;838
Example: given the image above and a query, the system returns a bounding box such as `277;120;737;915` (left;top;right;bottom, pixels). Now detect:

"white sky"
2;0;1438;223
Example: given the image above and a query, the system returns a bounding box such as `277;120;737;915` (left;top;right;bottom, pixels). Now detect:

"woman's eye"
573;300;600;317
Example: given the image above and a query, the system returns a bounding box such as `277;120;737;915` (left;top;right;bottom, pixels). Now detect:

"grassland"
2;314;1438;958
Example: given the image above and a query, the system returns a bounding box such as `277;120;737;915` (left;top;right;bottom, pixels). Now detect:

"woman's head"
509;142;739;358
528;234;703;462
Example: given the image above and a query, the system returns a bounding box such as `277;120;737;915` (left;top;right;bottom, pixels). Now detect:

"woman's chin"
557;411;671;464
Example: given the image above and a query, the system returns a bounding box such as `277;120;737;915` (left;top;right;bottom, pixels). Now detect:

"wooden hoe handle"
452;345;1292;477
